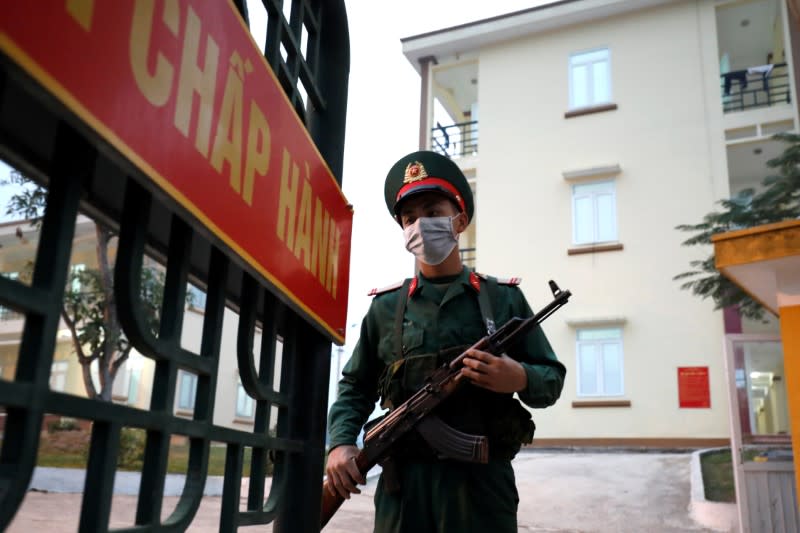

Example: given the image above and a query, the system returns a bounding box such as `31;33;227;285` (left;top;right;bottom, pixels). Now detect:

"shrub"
46;417;81;433
118;427;147;469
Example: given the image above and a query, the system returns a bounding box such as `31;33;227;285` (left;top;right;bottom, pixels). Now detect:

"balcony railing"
0;306;23;322
721;62;791;113
459;247;475;268
431;120;478;158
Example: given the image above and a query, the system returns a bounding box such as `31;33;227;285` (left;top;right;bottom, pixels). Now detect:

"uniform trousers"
372;459;518;533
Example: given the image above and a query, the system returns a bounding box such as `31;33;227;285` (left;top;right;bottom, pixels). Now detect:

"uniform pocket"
401;353;438;392
401;327;424;355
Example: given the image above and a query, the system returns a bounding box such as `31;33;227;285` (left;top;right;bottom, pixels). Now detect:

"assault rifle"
320;280;571;528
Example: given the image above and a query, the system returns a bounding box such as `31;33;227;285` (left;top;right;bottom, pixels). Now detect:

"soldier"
326;150;566;532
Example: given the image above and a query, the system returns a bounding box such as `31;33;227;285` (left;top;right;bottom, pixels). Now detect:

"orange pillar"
780;304;800;508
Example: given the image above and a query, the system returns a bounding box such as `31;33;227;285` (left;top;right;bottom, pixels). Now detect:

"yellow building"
401;0;796;446
0;213;268;431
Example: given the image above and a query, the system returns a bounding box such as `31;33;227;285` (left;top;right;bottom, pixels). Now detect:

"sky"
332;1;553;351
0;0;554;357
323;0;556;407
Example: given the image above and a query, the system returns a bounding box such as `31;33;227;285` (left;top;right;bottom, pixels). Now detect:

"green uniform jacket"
328;267;566;452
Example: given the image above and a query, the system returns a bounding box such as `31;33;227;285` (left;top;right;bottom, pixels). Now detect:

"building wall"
0;217;265;431
475;1;731;440
178;307;274;431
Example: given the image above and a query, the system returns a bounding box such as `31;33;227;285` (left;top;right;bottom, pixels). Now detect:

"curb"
29;466;227;496
32;464;384;496
688;448;738;532
522;446;700;454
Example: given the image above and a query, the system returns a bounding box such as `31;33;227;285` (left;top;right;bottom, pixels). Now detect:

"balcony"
459;247;476;269
431;120;478;158
0;306;23;322
716;0;793;114
422;56;478;161
721;63;790;113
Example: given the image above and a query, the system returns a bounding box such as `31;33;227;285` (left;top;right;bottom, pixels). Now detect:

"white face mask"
403;215;459;265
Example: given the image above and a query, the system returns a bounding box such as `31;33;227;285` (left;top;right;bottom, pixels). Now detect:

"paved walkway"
7;451;720;532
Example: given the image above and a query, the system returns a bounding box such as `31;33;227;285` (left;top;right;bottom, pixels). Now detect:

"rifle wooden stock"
321;452;371;528
320;280;571;529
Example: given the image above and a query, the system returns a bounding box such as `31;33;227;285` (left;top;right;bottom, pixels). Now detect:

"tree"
3;171;170;401
674;132;800;321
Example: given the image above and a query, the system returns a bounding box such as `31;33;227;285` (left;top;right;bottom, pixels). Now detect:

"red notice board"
678;367;711;408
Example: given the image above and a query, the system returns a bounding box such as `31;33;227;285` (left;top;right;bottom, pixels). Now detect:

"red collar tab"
408;277;419;298
469;272;481;292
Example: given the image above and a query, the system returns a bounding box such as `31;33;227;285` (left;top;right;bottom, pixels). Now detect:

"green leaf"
674;133;800;321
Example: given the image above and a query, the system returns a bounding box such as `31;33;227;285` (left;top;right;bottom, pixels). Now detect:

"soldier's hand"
326;444;365;499
461;349;528;393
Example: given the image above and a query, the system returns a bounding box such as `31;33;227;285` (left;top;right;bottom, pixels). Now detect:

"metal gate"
0;0;349;531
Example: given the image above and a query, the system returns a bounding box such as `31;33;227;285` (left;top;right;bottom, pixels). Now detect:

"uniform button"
402;345;407;351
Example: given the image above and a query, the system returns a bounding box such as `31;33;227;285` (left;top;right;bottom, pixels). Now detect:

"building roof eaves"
399;0;578;45
401;0;675;70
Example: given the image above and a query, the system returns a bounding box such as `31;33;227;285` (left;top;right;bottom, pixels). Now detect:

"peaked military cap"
384;150;474;224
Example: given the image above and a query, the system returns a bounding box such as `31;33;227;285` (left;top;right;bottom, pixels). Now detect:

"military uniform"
327;151;566;533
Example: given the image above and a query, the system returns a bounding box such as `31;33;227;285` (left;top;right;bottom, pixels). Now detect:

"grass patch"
700;447;760;502
116;443;252;476
36;425;91;469
700;449;736;502
34;429;256;476
164;443;253;476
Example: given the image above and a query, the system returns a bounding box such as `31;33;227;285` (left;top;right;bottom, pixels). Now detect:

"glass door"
724;334;797;532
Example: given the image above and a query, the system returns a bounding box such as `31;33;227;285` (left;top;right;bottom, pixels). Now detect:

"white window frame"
576;328;624;397
236;381;255;419
177;370;197;411
127;366;140;405
571;180;618;245
0;273;20;321
50;361;69;392
187;284;207;311
111;359;131;401
568;47;612;109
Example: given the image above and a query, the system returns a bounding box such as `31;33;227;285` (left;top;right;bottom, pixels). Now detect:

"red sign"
678;367;711;408
0;1;352;343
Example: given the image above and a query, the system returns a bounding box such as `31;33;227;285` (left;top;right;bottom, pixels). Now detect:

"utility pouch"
379;455;402;495
377;351;439;410
377;359;405;410
401;353;439;392
487;398;536;460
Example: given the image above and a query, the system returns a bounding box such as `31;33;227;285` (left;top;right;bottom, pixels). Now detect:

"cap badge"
403;161;428;184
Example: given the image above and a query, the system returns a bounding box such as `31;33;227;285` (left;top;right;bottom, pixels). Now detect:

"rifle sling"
385;273;494;466
393;273;497;356
393;278;412;358
477;275;497;335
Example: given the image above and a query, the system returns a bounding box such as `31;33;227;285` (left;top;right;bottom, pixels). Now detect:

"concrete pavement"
7;451;723;532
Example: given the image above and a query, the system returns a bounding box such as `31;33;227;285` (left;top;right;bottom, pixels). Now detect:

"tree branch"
60;307;90;363
111;345;132;376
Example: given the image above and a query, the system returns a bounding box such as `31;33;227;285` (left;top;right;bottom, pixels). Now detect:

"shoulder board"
475;272;522;286
367;280;405;297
